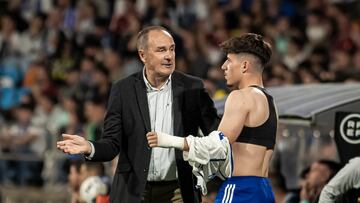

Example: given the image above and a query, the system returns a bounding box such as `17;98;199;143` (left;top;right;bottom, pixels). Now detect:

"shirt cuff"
84;141;95;160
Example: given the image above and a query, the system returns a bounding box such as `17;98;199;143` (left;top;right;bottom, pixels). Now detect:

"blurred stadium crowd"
0;0;360;202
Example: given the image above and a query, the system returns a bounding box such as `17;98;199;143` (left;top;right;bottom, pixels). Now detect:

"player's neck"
239;76;263;89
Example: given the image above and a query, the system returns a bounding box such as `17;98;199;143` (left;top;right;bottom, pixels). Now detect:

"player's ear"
242;60;249;73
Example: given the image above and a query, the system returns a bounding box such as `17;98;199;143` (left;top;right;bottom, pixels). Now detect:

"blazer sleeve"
89;83;123;162
197;81;221;135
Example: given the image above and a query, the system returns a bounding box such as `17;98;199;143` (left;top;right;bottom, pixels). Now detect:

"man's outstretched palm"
57;134;92;155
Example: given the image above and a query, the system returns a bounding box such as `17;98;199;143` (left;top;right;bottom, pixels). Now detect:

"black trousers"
141;180;183;203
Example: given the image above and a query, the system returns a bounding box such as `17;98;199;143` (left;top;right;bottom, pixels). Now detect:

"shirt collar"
143;67;172;92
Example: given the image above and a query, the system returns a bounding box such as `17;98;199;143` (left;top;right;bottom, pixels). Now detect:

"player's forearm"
156;132;187;151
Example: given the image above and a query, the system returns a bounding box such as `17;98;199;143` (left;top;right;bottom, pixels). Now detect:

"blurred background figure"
284;159;342;203
0;101;46;186
78;162;110;203
67;160;83;203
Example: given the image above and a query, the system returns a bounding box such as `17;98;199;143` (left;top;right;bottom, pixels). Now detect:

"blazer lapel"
134;74;151;132
172;73;184;137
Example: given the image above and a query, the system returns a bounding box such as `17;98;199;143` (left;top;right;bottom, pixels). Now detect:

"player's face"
139;30;175;78
221;53;243;88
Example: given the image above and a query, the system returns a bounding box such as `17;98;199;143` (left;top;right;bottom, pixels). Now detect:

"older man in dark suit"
57;26;220;203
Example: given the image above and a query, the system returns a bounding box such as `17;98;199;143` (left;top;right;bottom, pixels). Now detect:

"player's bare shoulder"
226;89;253;111
233;87;259;102
227;89;246;102
248;86;267;103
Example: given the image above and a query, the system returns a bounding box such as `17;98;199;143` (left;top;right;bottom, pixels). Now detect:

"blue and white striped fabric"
215;176;275;203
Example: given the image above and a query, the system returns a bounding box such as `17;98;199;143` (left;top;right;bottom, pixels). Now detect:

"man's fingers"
58;134;77;146
57;140;67;146
62;133;77;140
61;146;79;154
57;140;72;147
146;133;156;141
146;132;157;137
147;137;158;148
148;141;158;148
148;139;154;144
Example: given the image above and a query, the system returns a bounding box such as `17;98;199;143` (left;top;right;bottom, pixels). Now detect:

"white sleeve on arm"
156;132;184;150
183;131;232;195
84;141;95;160
319;157;360;203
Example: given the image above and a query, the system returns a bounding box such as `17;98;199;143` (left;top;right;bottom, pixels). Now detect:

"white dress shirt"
143;70;177;181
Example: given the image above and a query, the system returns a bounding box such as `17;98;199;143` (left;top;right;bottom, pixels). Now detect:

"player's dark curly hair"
220;33;272;65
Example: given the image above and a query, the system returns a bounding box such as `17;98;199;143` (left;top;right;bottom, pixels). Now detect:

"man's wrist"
86;141;93;154
84;141;95;160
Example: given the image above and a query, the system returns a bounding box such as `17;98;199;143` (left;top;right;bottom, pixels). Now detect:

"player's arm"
218;90;251;144
146;90;251;149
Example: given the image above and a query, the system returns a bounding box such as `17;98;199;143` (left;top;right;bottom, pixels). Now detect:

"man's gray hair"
136;26;170;51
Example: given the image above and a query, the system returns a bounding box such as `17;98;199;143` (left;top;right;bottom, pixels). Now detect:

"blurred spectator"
61;67;86;104
5;0;29;31
78;56;97;90
32;92;68;138
331;10;355;53
59;109;84;140
0;102;45;186
83;98;106;141
51;38;78;84
85;64;111;103
266;63;295;86
330;50;352;74
44;8;66;57
0;13;21;58
305;10;330;46
103;48;123;81
82;34;104;61
271;16;292;57
79;162;110;203
178;29;210;78
286;160;342;203
20;12;47;70
295;62;321;84
67;160;83;203
74;0;97;46
282;36;308;72
57;0;76;38
93;17;112;48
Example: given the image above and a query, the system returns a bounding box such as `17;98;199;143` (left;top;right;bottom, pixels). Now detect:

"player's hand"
146;132;158;148
57;134;92;155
